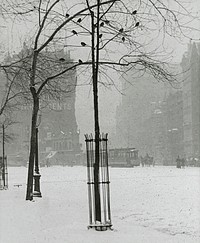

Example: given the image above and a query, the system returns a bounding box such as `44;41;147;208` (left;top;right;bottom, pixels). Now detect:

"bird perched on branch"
59;58;65;62
77;18;82;23
119;28;124;33
99;34;103;39
122;36;125;42
100;22;104;27
78;59;83;64
65;13;70;18
81;42;86;47
72;30;78;35
135;22;139;27
132;10;137;15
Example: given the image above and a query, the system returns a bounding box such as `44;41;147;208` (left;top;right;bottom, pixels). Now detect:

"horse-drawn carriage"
109;148;140;167
140;154;154;167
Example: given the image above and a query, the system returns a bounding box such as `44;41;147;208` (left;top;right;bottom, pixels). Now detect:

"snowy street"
0;166;200;243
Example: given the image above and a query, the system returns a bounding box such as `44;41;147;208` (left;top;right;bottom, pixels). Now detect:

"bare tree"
74;0;199;222
0;65;29;116
1;42;81;200
0;0;199;203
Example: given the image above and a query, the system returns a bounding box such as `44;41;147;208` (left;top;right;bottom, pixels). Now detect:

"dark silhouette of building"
2;47;82;166
163;90;184;165
181;42;200;159
115;42;200;165
115;70;167;160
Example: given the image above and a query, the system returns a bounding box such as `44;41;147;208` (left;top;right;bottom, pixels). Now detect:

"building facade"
115;69;167;160
115;42;200;165
181;42;200;160
2;48;82;166
163;90;184;164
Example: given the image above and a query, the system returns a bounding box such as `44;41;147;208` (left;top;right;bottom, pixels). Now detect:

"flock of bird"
59;10;139;63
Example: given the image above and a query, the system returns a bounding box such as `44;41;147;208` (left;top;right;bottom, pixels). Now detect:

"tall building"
163;90;184;164
181;42;200;159
115;63;186;165
115;69;167;158
115;43;200;164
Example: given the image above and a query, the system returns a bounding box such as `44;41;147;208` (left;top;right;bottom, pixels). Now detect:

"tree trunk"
91;9;101;222
26;88;39;200
93;83;101;222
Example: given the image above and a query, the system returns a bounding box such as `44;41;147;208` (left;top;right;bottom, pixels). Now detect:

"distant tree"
0;0;199;203
1;42;79;200
0;116;16;143
0;58;28;144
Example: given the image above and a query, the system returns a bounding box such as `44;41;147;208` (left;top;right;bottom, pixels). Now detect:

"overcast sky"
0;0;200;146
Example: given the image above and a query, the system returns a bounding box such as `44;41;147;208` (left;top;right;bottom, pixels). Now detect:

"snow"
0;166;200;243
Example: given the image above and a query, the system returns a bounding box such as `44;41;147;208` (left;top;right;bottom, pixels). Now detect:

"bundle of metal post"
85;133;112;231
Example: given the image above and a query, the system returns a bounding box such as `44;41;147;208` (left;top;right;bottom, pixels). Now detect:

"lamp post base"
33;173;42;197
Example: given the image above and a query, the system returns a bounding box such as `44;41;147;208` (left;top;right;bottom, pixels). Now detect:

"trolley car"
109;148;140;167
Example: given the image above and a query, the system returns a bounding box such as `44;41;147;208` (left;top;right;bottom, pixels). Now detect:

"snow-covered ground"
0;166;200;243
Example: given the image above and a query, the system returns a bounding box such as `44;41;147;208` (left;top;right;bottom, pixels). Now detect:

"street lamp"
2;123;5;188
1;123;8;189
33;111;42;197
0;116;8;190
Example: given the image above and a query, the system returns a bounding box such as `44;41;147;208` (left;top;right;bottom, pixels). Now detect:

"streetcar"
109;148;140;167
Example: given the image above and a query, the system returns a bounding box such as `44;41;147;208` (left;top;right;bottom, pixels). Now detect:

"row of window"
53;140;73;151
109;149;138;159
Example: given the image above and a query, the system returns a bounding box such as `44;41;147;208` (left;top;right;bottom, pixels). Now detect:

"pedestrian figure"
176;155;181;168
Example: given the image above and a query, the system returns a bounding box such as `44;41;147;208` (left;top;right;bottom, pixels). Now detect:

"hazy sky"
0;0;200;146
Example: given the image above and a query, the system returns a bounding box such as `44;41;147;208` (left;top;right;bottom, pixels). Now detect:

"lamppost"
1;117;8;190
2;123;5;188
33;111;42;197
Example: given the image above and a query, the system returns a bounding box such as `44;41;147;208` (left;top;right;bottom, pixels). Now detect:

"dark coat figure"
176;156;181;168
